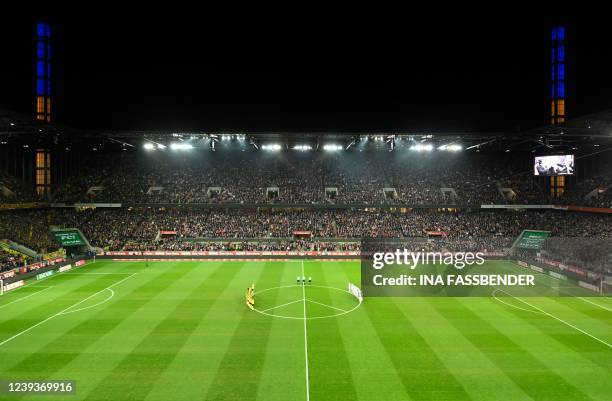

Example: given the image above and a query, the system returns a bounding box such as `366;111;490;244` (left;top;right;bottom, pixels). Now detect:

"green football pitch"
0;260;610;401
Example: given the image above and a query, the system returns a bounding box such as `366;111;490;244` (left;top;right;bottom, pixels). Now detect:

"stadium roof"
1;106;611;153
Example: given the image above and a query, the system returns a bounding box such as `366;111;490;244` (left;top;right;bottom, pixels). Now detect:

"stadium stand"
0;207;609;280
39;151;612;207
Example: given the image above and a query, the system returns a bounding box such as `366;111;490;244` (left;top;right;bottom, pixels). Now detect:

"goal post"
0;279;4;296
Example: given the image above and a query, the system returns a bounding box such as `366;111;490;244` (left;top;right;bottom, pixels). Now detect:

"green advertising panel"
52;229;86;246
515;230;550;250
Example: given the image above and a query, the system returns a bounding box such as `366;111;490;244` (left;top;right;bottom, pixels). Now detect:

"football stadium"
0;16;611;401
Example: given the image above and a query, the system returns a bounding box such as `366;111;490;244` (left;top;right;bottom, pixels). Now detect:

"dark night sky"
1;11;610;133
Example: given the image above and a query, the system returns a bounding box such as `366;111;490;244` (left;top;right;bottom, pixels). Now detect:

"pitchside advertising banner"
52;229;85;246
360;237;611;297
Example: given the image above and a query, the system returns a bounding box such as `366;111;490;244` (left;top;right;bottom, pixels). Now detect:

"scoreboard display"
52;229;86;247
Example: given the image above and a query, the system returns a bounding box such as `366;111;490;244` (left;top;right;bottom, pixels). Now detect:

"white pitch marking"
491;289;543;315
577;297;612;312
0;273;137;347
305;298;348;313
505;260;612;312
260;299;304;313
252;285;362;320
0;287;53;310
59;288;114;315
497;289;611;349
301;261;310;401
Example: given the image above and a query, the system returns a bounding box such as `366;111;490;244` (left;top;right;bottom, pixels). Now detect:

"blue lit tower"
34;22;52;199
35;22;52;122
550;26;565;125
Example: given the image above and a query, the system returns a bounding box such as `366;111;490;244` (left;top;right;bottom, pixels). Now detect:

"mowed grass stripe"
475;298;612;401
394;297;533;401
52;262;224;400
141;262;273;401
364;298;472;401
484;296;612;374
0;272;95;320
255;261;307;401
334;262;413;401
541;297;612;330
0;262;190;385
431;298;594;401
83;262;244;401
306;261;359;401
0;273;126;345
203;261;285;401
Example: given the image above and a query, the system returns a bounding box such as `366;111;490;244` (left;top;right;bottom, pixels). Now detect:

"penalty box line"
0;273;137;347
497;288;611;349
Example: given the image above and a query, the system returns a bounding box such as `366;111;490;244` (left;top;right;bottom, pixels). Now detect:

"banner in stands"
17;257;65;273
58;264;72;272
535;256;600;279
549;271;567;280
43;249;66;261
579;281;600;292
75;260;87;267
0;202;39;210
529;264;544;273
52;229;86;246
481;204;554;209
2;280;24;292
0;270;15;279
105;250;360;257
515;230;550;250
553;205;612;214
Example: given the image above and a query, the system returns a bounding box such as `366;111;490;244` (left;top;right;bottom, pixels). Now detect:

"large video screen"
534;155;574;176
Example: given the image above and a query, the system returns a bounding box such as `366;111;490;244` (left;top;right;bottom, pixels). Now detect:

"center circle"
252;284;362;320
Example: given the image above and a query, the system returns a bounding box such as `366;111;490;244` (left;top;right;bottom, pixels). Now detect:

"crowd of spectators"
3;206;611;245
10;151;599;207
538;237;611;276
1;150;611;207
0;207;609;275
0;172;38;204
0;210;60;253
0;249;26;272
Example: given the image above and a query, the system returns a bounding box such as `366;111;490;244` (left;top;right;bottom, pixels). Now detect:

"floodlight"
410;144;433;152
323;144;342;151
293;144;312;151
143;143;155;150
438;144;462;151
262;144;282;151
170;143;194;150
